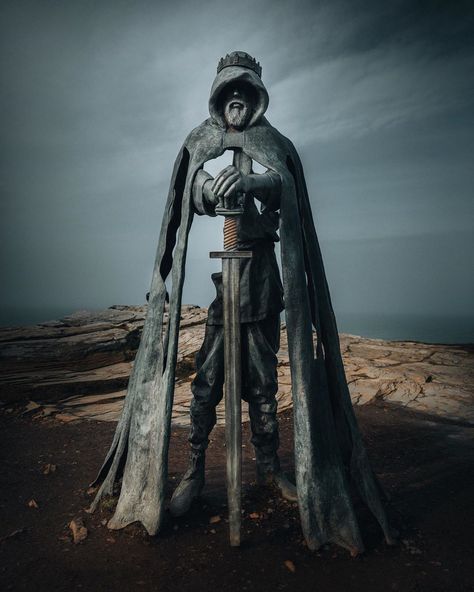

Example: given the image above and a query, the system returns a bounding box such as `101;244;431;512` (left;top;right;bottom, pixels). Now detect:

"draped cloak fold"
90;67;394;554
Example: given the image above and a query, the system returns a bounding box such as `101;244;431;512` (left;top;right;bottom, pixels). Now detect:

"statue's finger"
210;171;224;192
223;181;240;199
217;172;239;197
213;165;235;186
211;166;235;193
213;168;237;195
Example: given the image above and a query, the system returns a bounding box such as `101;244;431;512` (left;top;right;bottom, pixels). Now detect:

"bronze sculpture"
91;51;396;556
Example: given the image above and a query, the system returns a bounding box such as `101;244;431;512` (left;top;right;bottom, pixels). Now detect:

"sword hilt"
223;217;238;251
215;149;253;251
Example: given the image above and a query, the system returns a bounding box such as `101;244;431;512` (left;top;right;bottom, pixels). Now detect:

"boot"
271;471;298;503
248;399;298;503
169;450;205;517
256;449;298;503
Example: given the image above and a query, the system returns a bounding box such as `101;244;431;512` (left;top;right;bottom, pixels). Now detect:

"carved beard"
224;102;250;130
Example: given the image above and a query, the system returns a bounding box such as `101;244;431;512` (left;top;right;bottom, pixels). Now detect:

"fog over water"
1;0;473;342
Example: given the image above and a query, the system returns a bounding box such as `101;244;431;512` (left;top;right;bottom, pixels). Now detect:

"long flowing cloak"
90;69;395;555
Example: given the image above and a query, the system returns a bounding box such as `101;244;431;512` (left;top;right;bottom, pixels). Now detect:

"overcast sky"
1;0;473;341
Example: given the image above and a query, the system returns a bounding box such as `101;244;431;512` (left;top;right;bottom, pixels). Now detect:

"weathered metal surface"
89;51;396;554
210;147;253;546
223;256;242;546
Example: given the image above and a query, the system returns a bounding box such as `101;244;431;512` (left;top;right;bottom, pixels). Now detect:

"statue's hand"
202;178;219;207
211;165;249;200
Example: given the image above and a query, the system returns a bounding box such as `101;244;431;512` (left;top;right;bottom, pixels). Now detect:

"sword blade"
222;256;242;547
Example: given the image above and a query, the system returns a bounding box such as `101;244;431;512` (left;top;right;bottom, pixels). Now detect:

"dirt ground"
1;404;473;592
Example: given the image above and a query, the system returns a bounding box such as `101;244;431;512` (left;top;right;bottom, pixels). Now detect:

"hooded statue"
90;51;396;555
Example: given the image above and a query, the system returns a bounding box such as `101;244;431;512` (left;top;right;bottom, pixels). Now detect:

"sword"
210;148;252;547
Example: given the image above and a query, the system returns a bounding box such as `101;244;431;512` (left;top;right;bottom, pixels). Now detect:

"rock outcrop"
1;305;472;425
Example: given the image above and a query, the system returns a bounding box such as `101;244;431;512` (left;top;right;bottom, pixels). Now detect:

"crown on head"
217;51;262;78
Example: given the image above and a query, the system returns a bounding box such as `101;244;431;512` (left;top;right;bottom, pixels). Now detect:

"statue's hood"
208;66;269;128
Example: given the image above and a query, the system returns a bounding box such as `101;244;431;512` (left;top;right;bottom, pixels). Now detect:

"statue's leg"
170;323;224;516
242;314;297;502
189;323;225;452
242;314;280;476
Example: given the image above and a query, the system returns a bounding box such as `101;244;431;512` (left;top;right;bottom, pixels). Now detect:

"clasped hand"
209;166;249;206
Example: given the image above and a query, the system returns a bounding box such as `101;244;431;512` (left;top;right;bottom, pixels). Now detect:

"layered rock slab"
1;305;472;425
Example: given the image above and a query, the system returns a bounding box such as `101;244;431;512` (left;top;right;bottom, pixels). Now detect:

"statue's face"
222;86;253;130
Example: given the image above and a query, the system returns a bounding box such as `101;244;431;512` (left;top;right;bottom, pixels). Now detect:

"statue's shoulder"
266;121;300;155
184;119;221;151
252;119;298;155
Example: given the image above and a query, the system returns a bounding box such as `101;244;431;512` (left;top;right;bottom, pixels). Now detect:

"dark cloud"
1;0;473;341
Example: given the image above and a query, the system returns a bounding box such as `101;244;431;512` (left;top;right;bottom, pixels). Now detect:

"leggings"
189;313;281;465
